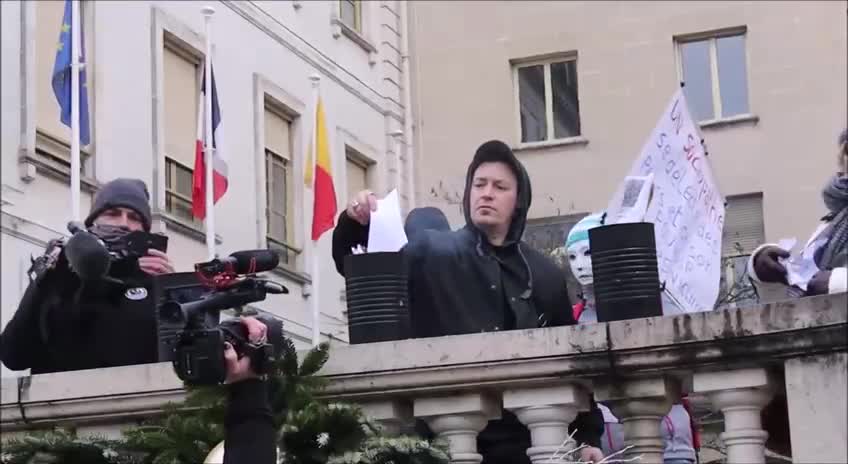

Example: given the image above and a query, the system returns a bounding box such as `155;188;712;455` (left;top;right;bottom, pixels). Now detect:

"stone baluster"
694;368;776;464
504;384;589;463
595;377;680;464
358;399;413;436
414;393;500;464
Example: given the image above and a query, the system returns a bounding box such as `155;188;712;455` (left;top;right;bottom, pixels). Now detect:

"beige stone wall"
409;0;848;245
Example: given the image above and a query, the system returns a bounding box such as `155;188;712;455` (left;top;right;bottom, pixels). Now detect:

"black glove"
64;223;111;280
752;246;790;284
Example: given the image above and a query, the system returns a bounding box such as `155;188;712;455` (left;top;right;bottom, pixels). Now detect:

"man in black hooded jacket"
332;140;605;463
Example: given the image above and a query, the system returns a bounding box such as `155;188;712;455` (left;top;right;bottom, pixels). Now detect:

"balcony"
2;293;846;463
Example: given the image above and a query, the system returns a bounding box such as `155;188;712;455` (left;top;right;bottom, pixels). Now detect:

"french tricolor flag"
192;67;228;220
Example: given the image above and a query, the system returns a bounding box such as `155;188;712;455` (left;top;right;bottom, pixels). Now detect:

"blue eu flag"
52;0;90;145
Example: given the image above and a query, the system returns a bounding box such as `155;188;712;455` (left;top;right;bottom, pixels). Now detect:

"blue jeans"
664;459;695;464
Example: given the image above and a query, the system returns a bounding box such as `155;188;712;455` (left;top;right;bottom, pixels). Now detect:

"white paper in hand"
366;189;408;253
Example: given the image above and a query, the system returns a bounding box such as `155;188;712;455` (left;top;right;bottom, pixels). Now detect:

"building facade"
0;0;415;377
408;0;848;301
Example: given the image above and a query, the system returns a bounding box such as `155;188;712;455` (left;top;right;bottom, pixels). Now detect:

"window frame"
151;7;209;240
24;0;98;184
264;146;297;266
161;37;203;227
339;0;362;33
512;53;581;147
254;78;307;278
338;133;377;205
675;27;751;123
164;156;200;226
716;191;764;309
344;146;371;203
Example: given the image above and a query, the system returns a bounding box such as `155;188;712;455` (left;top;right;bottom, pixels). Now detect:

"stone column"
359;399;413;436
595;377;679;464
694;368;776;464
414;393;501;464
503;384;589;463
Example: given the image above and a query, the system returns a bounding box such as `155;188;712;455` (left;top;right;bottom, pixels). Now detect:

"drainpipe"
399;0;415;208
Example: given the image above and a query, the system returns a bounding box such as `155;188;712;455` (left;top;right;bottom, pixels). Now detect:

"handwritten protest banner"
606;89;725;313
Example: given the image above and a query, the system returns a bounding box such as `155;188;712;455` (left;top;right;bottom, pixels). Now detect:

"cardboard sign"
606;89;725;313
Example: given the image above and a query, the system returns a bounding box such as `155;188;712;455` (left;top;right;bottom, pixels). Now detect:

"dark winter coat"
0;253;158;374
224;379;276;464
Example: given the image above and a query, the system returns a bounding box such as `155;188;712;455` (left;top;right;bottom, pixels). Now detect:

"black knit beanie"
85;178;152;231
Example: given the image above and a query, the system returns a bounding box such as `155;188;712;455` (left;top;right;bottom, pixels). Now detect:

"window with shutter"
163;42;200;224
345;147;369;202
717;193;764;309
721;193;765;256
35;0;96;163
264;106;296;266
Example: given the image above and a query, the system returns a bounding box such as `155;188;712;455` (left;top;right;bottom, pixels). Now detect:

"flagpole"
309;74;321;347
202;6;216;260
69;0;81;221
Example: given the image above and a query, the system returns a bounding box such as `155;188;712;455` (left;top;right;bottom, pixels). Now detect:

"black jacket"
224;379;276;464
0;253;158;374
332;142;604;458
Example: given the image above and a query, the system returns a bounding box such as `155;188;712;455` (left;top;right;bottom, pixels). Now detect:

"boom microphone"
64;222;111;280
198;250;279;276
227;250;279;274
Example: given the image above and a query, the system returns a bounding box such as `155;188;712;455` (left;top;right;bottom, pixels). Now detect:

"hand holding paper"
366;190;408;253
777;237;823;291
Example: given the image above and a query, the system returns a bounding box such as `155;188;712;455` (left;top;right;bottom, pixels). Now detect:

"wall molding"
224;1;403;124
1;211;66;249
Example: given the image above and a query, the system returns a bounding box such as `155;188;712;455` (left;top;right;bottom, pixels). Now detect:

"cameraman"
0;178;175;374
222;316;276;464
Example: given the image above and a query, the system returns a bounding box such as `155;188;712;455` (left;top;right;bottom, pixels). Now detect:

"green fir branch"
1;334;450;464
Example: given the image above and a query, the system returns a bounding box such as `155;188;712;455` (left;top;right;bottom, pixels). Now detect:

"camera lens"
159;301;184;323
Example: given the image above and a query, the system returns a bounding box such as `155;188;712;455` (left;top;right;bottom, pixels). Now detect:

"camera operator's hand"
346;189;378;225
241;316;268;344
224;342;259;384
224;317;267;384
138;249;175;276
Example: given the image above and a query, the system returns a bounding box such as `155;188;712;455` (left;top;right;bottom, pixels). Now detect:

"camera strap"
27;238;64;283
16;376;31;424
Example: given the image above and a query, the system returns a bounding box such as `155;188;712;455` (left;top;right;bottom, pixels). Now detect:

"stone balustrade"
2;294;846;464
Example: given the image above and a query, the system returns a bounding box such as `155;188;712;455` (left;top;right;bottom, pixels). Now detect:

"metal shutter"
722;193;765;256
345;155;368;203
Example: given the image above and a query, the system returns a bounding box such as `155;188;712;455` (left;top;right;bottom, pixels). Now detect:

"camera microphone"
64;221;111;280
200;250;279;276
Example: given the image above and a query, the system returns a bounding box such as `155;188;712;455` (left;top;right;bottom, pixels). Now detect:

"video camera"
156;250;289;386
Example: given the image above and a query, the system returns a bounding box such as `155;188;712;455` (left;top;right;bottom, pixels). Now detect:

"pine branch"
300;342;331;377
279;336;300;379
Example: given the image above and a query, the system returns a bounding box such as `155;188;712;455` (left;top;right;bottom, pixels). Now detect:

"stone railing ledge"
1;362;183;428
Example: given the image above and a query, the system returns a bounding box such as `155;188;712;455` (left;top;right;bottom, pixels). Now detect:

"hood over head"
462;140;532;246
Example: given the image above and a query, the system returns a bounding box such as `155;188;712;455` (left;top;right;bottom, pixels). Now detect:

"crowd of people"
1;129;845;463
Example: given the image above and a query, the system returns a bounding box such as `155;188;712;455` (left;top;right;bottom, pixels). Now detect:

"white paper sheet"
606;174;654;225
777;237;822;291
366;189;408;253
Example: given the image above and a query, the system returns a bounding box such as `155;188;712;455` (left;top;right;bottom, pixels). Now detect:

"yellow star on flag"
61;23;70;33
57;42;64;52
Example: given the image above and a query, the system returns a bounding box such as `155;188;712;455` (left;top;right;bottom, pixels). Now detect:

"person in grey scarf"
748;128;848;301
